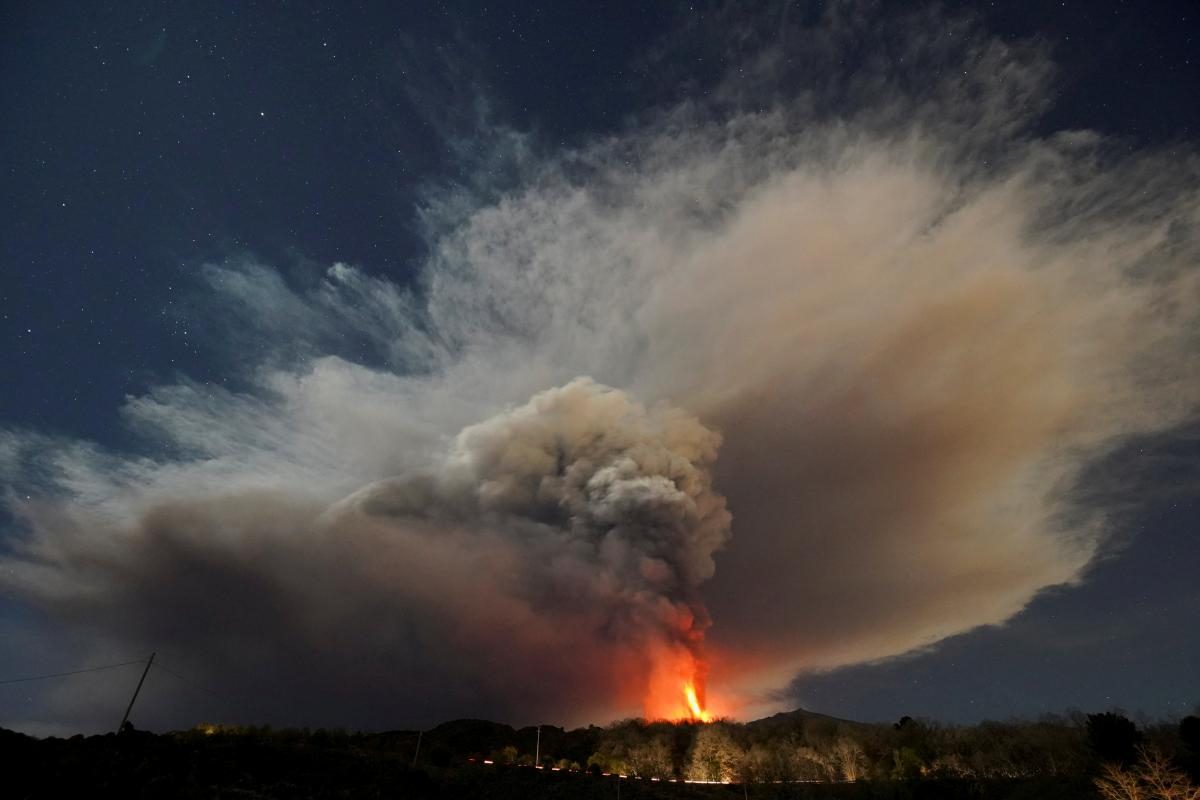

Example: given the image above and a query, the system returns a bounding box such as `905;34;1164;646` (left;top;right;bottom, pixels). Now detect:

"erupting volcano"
642;645;717;722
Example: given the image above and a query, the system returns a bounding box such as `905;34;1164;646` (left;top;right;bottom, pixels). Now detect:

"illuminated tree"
795;745;837;781
686;724;743;782
892;747;925;780
627;735;674;779
742;741;800;783
832;737;868;781
585;720;675;778
1095;747;1200;800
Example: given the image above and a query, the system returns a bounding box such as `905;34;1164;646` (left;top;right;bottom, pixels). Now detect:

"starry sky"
1;0;1198;735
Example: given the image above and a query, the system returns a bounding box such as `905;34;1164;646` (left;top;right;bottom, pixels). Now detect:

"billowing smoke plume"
329;377;731;718
2;2;1199;729
3;380;729;726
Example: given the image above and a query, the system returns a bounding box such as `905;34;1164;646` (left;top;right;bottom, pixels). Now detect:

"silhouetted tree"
428;744;452;767
1089;712;1142;766
1181;716;1200;780
1180;717;1200;755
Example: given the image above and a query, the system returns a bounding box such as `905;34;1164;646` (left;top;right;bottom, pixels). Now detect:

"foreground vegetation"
3;708;1198;798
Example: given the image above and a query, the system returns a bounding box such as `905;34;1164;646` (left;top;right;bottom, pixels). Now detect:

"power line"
150;660;227;702
151;659;273;718
0;659;147;685
1;656;273;720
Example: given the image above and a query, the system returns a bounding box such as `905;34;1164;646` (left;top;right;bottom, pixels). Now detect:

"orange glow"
641;642;721;722
684;681;711;722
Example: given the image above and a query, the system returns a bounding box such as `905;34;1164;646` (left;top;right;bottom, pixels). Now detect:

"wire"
150;660;227;702
151;660;272;717
0;656;271;717
0;659;146;685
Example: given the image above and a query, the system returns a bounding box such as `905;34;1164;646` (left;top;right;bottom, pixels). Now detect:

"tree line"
4;707;1198;798
567;709;1200;786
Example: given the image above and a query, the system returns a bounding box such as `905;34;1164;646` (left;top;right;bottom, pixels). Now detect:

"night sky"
1;1;1198;736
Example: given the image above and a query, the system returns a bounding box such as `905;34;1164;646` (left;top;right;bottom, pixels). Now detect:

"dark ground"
1;725;1099;800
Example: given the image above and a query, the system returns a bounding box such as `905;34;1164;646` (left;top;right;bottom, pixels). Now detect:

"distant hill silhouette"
744;706;872;734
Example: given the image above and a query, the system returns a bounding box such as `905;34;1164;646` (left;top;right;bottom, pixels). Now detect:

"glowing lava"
684;680;712;722
641;642;723;722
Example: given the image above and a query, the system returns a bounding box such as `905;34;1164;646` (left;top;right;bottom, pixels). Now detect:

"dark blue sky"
2;0;1198;732
4;0;1198;447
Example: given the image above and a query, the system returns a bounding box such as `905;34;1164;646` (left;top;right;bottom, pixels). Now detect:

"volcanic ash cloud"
2;379;729;726
329;377;732;718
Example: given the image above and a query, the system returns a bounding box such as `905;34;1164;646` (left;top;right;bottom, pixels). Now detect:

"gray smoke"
2;380;730;727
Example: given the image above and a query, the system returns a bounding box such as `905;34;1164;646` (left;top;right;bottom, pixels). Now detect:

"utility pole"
118;652;155;733
412;730;423;767
535;725;541;768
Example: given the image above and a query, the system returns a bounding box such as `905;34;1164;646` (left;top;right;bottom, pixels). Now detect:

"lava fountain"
642;642;717;722
684;680;712;723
